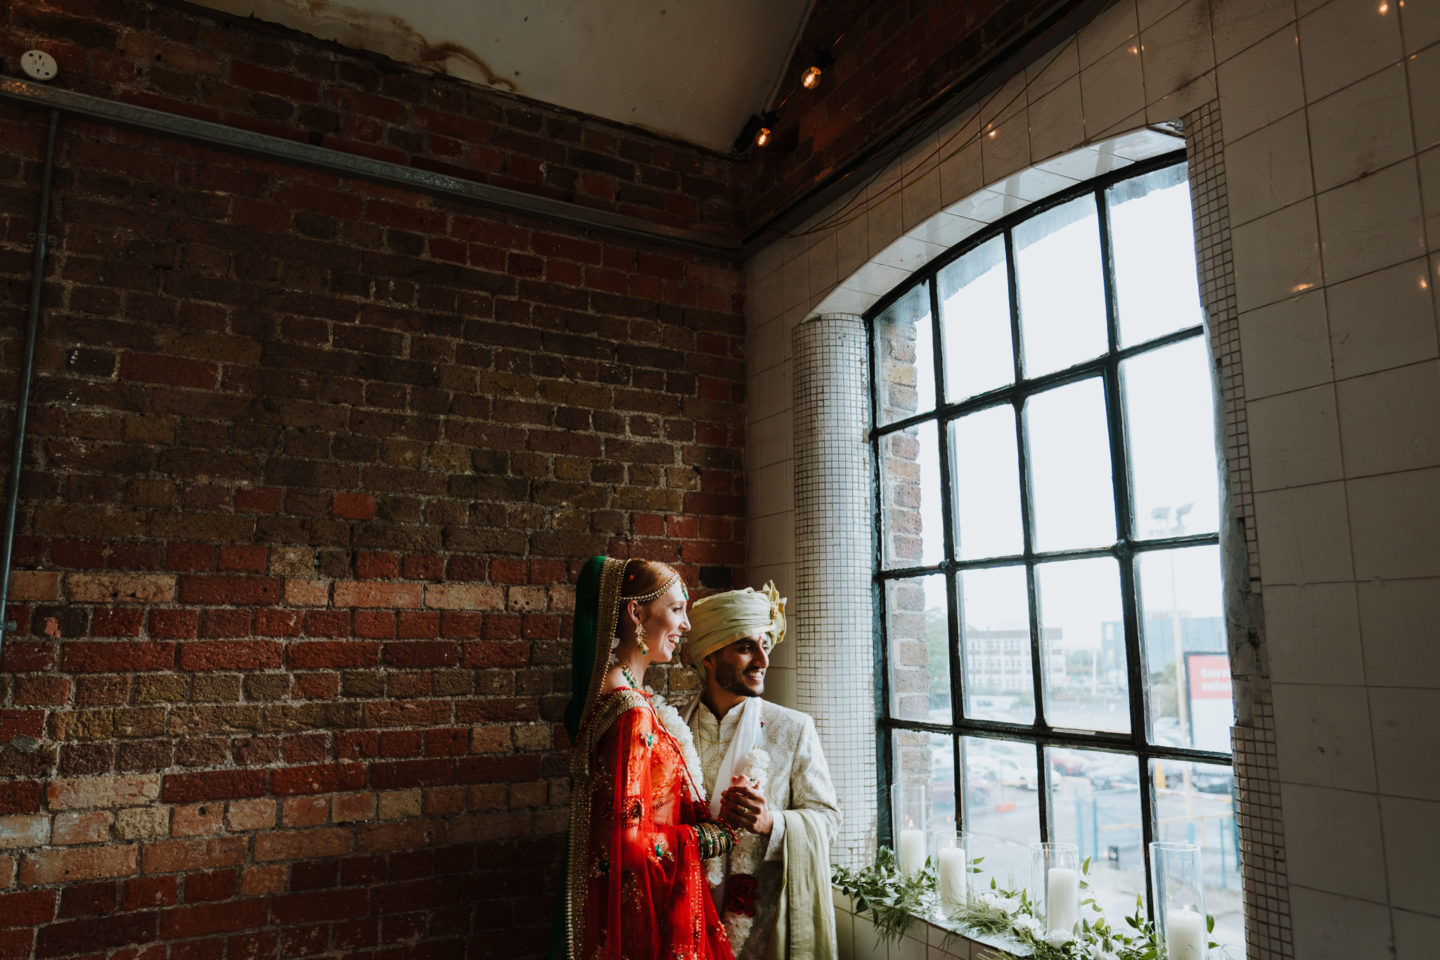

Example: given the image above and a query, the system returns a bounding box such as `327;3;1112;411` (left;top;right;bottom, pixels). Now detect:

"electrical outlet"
21;50;58;82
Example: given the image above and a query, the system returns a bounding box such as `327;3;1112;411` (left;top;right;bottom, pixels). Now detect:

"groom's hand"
722;777;773;835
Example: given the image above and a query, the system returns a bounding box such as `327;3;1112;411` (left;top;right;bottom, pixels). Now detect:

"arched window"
871;153;1241;949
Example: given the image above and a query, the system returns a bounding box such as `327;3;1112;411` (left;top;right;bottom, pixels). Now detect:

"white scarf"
708;697;764;818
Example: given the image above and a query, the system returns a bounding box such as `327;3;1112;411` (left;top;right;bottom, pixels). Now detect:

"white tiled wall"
746;0;1440;956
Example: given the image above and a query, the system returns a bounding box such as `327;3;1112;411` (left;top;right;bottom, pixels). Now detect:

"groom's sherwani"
681;697;841;960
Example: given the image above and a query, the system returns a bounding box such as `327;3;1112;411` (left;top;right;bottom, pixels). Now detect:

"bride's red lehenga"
569;689;734;960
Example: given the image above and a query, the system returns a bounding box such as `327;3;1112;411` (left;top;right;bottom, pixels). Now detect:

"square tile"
1317;158;1426;285
1109;126;1186;160
867;188;905;263
1263;582;1363;685
1272;681;1377;790
938;138;984;210
1298;0;1405;102
836;210;871;282
1327;257;1439;379
1139;0;1216;105
1281;783;1387;898
808;231;840;302
1239;291;1334;399
1358;577;1440;687
1026;36;1081;101
1336;360;1440;476
1382;795;1440;916
905;213;986;251
1393;908;1440;960
1217;25;1306;142
1400;0;1440;54
782;249;811;311
1308;62;1414;192
1145;71;1217;121
980;113;1032;185
1231;199;1322;312
1410;42;1440;153
1080;41;1147;136
1079;0;1140;67
1213;0;1297;62
1028;76;1086;165
1253;481;1354;584
1224;110;1314;228
1371;687;1440;800
1035;144;1132;181
1247;384;1344;491
1419;146;1440;254
901;164;944;235
980;73;1028;130
1288;886;1394;959
1346;467;1440;579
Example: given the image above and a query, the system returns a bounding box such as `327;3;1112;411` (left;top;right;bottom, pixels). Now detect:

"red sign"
1187;653;1231;700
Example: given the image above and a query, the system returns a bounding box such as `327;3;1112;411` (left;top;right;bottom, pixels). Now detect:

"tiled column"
792;312;877;867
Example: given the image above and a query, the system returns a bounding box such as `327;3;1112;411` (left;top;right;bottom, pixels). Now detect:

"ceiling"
194;0;816;153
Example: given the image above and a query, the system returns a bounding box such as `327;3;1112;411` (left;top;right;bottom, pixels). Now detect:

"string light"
801;65;823;90
755;125;772;148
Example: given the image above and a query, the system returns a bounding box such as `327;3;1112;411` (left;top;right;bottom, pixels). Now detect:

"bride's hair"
614;559;681;636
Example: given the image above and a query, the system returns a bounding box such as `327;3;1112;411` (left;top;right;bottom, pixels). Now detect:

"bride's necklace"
620;663;642;691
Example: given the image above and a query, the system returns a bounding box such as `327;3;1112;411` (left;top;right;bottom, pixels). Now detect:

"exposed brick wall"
737;0;1074;231
0;4;746;958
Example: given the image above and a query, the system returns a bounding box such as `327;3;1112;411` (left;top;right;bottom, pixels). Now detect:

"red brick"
12;675;70;704
148;609;200;639
0;889;56;926
384;641;458;667
90;607;147;637
301;610;350;637
233;487;282;514
253;827;351;862
178;576;281;605
426;728;469;757
52;539;106;568
332;493;376;520
166;543;215;572
333;581;423;608
159;898;267;938
396;611;440;638
368;759;455;790
280;797;329;828
170;803;223;838
354;551;399;579
53;811;114;845
21;845;137;885
270;763;366;796
462;641;529;668
140;837;246;875
62;642;174;673
379;730;422;758
364;700;450;728
119;352;217;389
124;875;179;910
161;770;267;804
286;640;377;668
401;554;443;580
183;869;237;903
353;610;395;638
254;609;302;637
177;641;283;671
217;546;268;573
199;609;252;637
0;782;42;816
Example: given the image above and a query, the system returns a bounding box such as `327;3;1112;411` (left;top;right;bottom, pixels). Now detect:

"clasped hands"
720;774;772;836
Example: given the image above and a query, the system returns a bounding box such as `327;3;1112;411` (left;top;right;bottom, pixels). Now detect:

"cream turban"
685;581;787;664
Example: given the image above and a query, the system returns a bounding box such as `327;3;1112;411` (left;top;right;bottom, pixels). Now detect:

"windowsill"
834;887;1033;960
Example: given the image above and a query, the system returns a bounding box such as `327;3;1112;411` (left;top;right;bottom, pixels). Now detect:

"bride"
553;556;737;960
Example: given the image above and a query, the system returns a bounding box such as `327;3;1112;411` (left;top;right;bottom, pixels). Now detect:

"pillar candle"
898;828;926;875
1166;908;1205;960
937;846;968;909
1045;866;1078;933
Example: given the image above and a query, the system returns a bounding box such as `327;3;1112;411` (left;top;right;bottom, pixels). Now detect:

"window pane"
939;236;1014;402
879;421;943;568
1108;164;1204;348
1036;558;1129;733
1014;195;1107;377
1123;337;1220;538
1046;748;1144;923
950;405;1023;560
1025;378;1117;551
887;575;950;723
893;729;956;848
962;736;1040;889
874;284;935;427
1149;758;1243;958
959;565;1034;723
1137;546;1230;753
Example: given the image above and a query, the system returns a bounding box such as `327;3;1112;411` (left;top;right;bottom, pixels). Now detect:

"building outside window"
869;155;1243;953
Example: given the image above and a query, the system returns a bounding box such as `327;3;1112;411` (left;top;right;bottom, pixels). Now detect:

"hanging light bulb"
801;65;822;90
755;125;772;148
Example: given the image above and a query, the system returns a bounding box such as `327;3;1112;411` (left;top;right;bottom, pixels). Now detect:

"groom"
681;583;840;960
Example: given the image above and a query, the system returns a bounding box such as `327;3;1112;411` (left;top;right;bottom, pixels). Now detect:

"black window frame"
868;150;1233;918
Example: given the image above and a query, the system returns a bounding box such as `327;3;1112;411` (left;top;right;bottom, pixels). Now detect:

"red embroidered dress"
568;688;733;960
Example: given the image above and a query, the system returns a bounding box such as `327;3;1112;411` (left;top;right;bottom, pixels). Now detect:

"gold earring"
634;620;649;656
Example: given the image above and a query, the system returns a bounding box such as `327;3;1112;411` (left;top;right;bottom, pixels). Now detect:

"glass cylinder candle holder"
1150;842;1206;960
891;782;929;876
1029;841;1080;935
934;827;973;919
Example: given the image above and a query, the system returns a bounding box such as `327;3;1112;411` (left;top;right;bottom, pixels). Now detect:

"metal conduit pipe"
0;109;61;652
0;78;740;262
